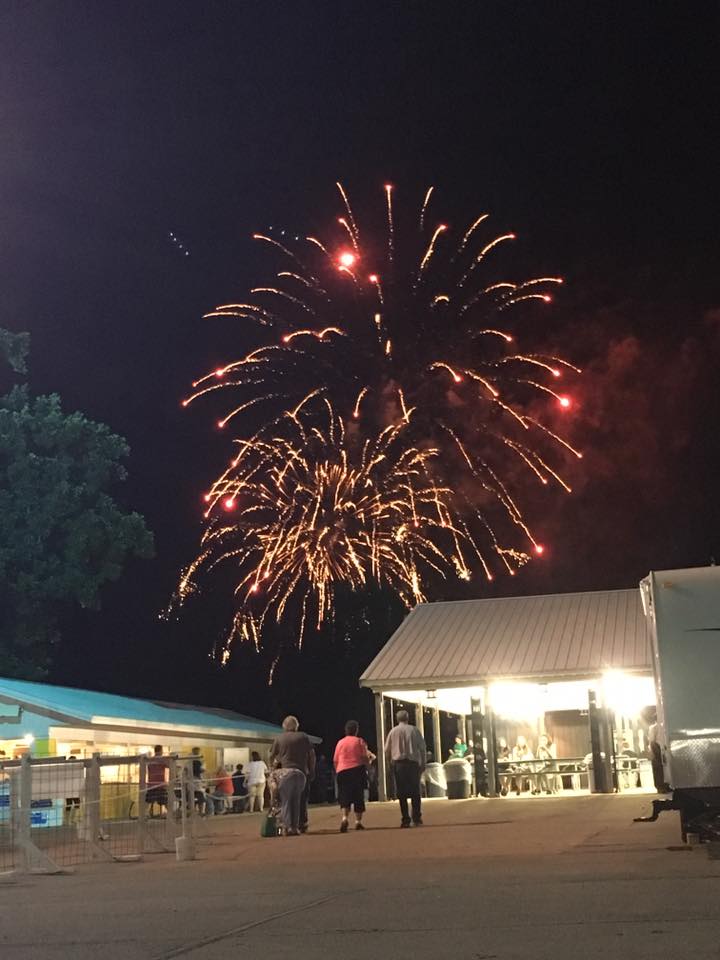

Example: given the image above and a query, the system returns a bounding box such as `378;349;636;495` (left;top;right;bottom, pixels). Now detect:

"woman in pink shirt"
333;720;375;833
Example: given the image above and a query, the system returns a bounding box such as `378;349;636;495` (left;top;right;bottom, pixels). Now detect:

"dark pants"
649;742;666;792
300;779;310;829
393;759;422;824
278;769;307;833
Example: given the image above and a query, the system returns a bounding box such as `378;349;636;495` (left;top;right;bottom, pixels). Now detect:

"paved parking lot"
2;794;719;959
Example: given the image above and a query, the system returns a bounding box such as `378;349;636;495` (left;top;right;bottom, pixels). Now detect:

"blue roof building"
0;676;289;760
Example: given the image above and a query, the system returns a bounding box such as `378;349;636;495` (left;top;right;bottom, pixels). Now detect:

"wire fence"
1;759;16;874
0;753;196;875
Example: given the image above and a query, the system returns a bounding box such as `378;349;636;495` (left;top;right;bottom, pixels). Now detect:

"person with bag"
260;768;280;836
269;716;315;836
333;720;375;833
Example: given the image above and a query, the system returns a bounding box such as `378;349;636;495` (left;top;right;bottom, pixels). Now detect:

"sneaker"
355;822;365;830
400;821;411;828
340;820;349;833
412;819;423;827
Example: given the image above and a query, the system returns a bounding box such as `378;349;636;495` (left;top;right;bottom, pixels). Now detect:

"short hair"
396;709;409;723
345;719;359;736
251;750;261;761
153;744;163;754
282;715;299;732
236;763;243;771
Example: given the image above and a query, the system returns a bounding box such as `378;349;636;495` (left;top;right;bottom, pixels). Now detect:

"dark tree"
0;329;154;676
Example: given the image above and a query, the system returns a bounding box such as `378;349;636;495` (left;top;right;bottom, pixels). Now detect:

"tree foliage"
0;328;30;375
0;330;154;677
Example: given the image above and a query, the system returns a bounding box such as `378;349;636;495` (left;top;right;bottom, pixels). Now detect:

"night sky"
1;3;719;747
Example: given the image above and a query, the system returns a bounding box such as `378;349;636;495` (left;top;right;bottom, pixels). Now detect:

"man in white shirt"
384;709;426;828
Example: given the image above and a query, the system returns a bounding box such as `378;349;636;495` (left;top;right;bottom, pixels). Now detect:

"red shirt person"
146;745;168;809
333;721;375;833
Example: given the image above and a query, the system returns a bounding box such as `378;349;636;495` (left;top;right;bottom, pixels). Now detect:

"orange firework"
181;184;581;660
177;396;480;660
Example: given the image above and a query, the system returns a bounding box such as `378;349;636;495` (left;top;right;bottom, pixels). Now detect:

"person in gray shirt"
384;709;427;827
269;716;316;833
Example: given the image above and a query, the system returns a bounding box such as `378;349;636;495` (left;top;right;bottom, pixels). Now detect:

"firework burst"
181;183;581;660
179;395;479;656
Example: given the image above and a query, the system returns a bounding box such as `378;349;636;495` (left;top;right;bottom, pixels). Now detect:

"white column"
433;707;442;761
374;692;387;802
416;703;425;739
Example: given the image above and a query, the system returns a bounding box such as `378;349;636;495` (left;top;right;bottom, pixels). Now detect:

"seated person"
450;736;469;759
510;736;534;795
536;734;560;795
497;738;512;796
210;766;234;814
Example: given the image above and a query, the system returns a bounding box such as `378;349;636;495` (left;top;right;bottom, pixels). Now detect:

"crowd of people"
143;709;658;835
496;734;563;796
144;715;571;832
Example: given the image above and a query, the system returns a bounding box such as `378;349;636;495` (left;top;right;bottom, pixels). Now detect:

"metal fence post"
163;756;178;851
85;753;112;860
16;756;61;873
138;754;147;855
16;755;32;872
175;763;196;860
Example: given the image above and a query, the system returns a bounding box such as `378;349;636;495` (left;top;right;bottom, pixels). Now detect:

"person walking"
269;716;316;834
146;745;168;816
246;751;269;812
190;746;214;816
333;720;375;833
384;709;426;828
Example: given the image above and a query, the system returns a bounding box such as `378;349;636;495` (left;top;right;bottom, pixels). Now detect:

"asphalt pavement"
2;794;719;960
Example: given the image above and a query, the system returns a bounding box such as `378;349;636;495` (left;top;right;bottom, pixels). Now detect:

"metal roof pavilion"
360;587;650;692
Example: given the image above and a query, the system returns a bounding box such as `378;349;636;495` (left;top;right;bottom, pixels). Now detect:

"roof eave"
361;663;653;692
0;692;86;728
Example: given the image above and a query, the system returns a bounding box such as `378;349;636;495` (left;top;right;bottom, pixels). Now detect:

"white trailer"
637;565;720;841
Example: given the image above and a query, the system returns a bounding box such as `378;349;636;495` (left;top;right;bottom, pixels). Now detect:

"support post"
470;697;495;797
17;755;32;871
164;756;178;852
588;689;613;793
17;755;61;873
486;701;498;798
138;754;147;855
415;703;425;740
374;692;387;802
175;764;196;861
433;707;442;762
85;753;112;859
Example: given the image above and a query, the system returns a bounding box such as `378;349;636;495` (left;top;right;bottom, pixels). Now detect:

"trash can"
423;761;447;798
443;758;472;799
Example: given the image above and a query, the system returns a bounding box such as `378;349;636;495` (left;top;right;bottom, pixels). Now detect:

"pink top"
333;735;369;774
